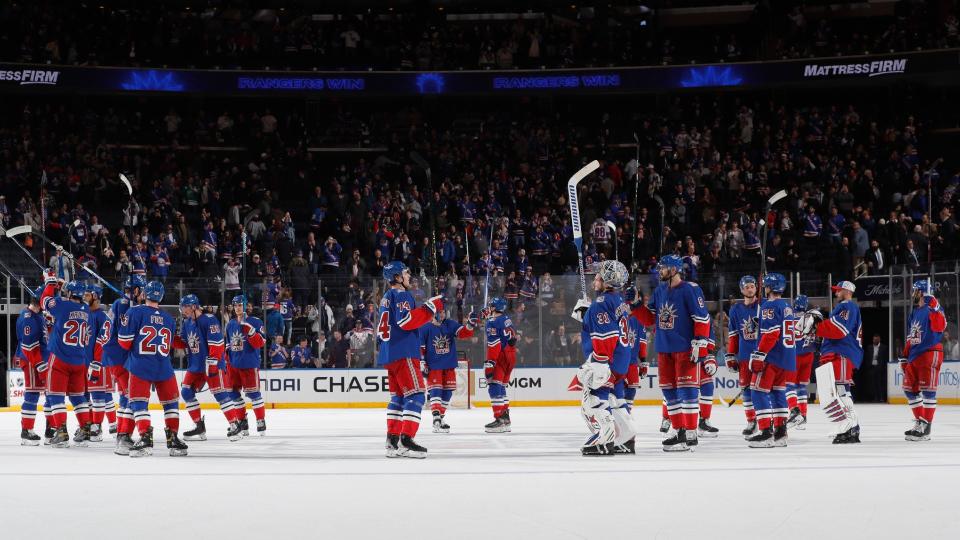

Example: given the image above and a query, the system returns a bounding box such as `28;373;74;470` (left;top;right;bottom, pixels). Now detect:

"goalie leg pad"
581;390;615;446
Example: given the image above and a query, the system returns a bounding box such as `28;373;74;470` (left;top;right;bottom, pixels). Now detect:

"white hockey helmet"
597;260;628;289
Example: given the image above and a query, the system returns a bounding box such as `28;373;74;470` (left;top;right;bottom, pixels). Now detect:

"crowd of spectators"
1;1;956;71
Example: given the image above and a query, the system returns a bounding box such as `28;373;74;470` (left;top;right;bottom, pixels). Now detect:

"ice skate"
50;426;70;448
256;418;266;436
43;425;54;446
747;427;774;448
239;414;250;437
501;410;511;429
165;428;189;457
431;411;450;433
662;428;689;452
184;417;207;441
905;419;930;442
129;428;154;457
742;420;757;439
89;423;103;442
786;407;806;430
832;425;861;444
685;429;698;449
773;425;788;447
108;423;118;436
114;433;134;455
582;432;616;456
697;418;719;438
613;438;636;455
398;435;427;458
72;424;91;447
385;434;401;458
226;422;242;442
659;418;671;433
484;416;509;433
20;429;41;446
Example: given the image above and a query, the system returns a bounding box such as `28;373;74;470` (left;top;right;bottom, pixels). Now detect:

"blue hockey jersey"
485;313;516;360
420;318;473;370
42;295;91;366
634;281;710;353
727;301;760;361
118;304;176;382
96;298;134;367
756;297;797;371
85;307;108;365
16;308;47;365
581;292;631;375
179;313;226;373
225;317;266;369
376;287;433;367
904;302;947;362
817;299;863;367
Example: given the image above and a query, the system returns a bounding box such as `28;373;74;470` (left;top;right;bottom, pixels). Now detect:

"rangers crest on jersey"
658;302;678;330
432;335;451;355
187;331;201;354
741;317;759;340
230;331;245;351
907;321;923;346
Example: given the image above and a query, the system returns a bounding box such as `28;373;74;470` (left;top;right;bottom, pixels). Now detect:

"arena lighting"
119;70;185;92
679;65;743;88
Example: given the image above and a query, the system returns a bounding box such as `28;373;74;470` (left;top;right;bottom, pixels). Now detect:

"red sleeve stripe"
827;318;849;336
761;327;780;334
207;339;224;346
589;330;620;339
691;315;710;323
20;342;39;351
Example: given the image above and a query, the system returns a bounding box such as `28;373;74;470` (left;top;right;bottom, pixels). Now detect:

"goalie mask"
597;260;628;289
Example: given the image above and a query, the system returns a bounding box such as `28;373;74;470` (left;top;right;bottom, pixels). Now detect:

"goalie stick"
567;160;600;300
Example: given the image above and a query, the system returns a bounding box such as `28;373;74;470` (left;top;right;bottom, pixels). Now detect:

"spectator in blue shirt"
321;236;342;273
269;336;289;369
291;337;314;368
265;303;285;343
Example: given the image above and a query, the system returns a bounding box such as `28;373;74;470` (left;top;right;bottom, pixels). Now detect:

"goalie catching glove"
797;309;824;337
570;298;591;323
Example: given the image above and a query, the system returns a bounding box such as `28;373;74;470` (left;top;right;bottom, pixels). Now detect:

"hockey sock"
68;395;92;426
771;388;788;428
661;401;668;420
21;391;40;430
489;383;505;418
129;399;150;435
678;386;699;430
162;401;180;432
922;390;937;423
90;391;108;425
386;395;403;435
699;380;714;420
623;387;636;413
117;394;134;435
797;385;809;416
785;383;798;410
181;385;202;423
752;390;772;430
213;391;235;423
440;389;453;415
43;397;53;429
742;388;756;422
662;388;682;429
47;395;68;429
428;387;443;415
905;391;922;419
401;393;425;437
105;395;117;425
246;391;265;421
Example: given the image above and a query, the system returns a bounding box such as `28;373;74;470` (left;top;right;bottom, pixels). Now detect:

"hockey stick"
756;190;788;316
630;133;640;270
1;225;46;271
723;388;744;408
482;217;495;308
7;225;123;295
567;160;601;300
605;220;618;262
0;256;39;298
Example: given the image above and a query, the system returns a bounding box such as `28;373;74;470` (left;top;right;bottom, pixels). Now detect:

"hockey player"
725;275;761;438
40;274;93;448
175;294;240;442
746;273;797;448
804;280;863;444
116;281;188;457
225;295;267;436
418;308;477;433
571;260;635;455
900;280;947;441
95;274;146;451
787;295;817;429
629;255;711;452
621;285;649;416
483;296;517;433
15;291;47;445
83;283;109;443
377;261;443;458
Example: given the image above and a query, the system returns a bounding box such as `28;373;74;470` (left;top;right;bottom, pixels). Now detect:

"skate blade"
89;435;103;442
228;435;242;442
385;449;401;458
662;445;690;453
129;449;153;458
184;434;207;441
73;441;89;447
114;448;130;456
168;449;188;457
401;450;427;459
748;441;774;448
696;430;719;438
795;424;806;431
484;427;509;433
773;440;788;447
52;441;70;449
257;431;266;437
21;438;41;446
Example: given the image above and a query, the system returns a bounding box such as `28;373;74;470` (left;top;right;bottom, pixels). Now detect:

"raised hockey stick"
6;225;123;295
567;160;601;300
605;220;618;261
1;225;46;271
756;189;788;318
482;216;495;308
0;256;39;298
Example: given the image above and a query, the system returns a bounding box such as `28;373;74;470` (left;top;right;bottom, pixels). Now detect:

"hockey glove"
638;361;649;378
690;338;709;361
466;310;479;328
898;358;908;371
87;360;102;383
206;357;219;376
623;285;641;308
749;350;766;373
37;358;49;373
703;355;718;377
724;353;739;373
925;295;940;310
479;307;493;320
423;295;444;315
577;360;612;391
570;298;591;323
42;268;58;286
798;310;823;337
483;360;495;379
240;322;255;337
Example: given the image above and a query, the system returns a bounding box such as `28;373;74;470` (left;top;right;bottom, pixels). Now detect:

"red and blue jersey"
633;281;710;354
816;299;863;367
85;307;108;366
756;298;797;371
16;308;47;365
904;302;947;362
625;316;647;365
375;288;433;367
420;319;474;370
727;301;759;361
95;298;134;367
581;292;631;376
118;305;176;382
41;292;91;366
280;299;296;322
225;317;266;369
269;343;289;369
485;313;516;361
177;314;226;373
291;345;313;368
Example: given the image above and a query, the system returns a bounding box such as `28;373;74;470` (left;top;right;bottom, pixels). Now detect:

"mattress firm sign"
803;58;907;78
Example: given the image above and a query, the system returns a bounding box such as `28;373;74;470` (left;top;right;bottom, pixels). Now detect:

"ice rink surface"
1;404;958;540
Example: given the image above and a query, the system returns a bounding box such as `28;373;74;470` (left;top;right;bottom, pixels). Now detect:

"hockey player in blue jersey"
787;295;819;429
174;294;239;442
746;273;797;448
95;274;146;452
629;254;711;452
482;296;517;433
40;273;93;448
418;308;477;433
899;280;947;441
15;291;47;445
377;261;444;458
225;295;267;436
620;287;649;417
805;280;864;444
117;281;188;457
82;283;110;444
725;275;761;438
571;260;634;455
